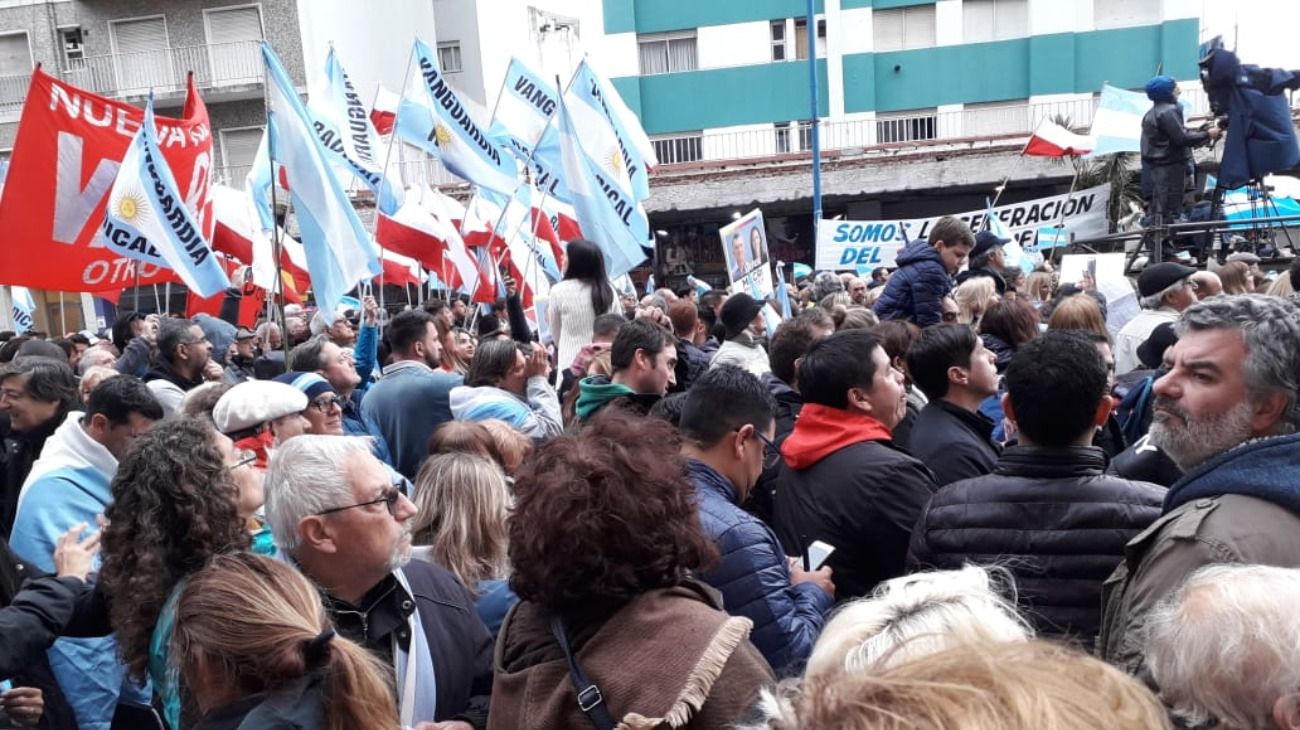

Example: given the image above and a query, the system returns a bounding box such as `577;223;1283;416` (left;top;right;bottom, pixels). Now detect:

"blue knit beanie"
273;371;335;402
1145;75;1177;103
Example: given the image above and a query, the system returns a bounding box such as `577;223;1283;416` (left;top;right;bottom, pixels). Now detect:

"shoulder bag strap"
549;615;617;730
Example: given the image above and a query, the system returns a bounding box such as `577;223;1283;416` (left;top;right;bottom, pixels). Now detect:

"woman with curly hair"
98;418;254;729
489;409;773;729
171;552;397;730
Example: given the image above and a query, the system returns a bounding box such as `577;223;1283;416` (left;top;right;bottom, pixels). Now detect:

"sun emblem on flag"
607;149;623;176
434;122;453;149
114;189;150;225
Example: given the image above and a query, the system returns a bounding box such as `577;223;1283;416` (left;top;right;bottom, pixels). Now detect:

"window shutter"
111;18;172;92
0;33;31;77
220;127;263;170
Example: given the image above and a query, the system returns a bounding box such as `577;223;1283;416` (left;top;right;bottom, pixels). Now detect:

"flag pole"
58;292;67;336
262;48;291;358
371;45;417;322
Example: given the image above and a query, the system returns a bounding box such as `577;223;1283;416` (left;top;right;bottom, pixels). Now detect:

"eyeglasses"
0;388;27;402
308;395;343;413
182;336;209;346
735;428;781;469
315;482;404;518
227;449;257;471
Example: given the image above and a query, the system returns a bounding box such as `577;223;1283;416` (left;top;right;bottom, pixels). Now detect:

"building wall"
607;0;1200;136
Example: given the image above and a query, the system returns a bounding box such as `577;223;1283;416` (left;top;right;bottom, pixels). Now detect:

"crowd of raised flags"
52;38;661;332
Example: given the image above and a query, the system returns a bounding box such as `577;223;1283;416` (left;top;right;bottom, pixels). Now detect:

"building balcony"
60;39;264;105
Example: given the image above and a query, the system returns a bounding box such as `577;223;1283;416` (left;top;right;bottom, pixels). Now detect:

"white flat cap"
213;380;308;434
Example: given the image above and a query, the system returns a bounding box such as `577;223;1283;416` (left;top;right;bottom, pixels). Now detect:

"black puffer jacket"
907;446;1164;645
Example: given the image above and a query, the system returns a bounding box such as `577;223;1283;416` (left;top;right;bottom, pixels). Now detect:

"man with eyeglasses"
1114;262;1199;374
143;318;218;417
679;365;834;677
265;436;492;729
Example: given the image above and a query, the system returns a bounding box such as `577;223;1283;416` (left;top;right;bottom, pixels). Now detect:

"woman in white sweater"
547;239;621;371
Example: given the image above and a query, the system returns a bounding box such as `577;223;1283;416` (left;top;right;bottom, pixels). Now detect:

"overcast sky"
1201;0;1300;70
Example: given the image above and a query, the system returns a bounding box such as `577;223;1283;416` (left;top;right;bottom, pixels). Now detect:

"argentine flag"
310;47;404;215
556;86;648;279
1086;84;1150;158
9;287;34;333
100;99;229;298
399;39;518;197
263;41;380;323
491;58;572;205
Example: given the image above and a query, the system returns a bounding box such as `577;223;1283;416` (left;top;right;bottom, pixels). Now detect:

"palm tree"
1051;114;1142;233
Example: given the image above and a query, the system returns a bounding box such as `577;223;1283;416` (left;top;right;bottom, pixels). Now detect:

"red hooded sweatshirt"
780;403;893;470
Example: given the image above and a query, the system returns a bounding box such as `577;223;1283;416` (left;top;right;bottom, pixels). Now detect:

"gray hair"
287;334;330;372
77;347;116;375
264;435;375;552
1177;294;1300;434
1146;564;1300;729
804;565;1031;678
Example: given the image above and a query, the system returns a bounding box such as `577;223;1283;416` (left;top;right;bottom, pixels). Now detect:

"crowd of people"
1;220;1299;729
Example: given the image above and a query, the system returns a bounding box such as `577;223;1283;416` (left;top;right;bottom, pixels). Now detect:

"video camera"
1198;36;1300;189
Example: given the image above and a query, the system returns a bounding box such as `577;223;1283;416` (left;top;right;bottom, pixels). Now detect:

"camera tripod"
1206;177;1296;262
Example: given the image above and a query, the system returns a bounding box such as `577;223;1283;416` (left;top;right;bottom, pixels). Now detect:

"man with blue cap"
1141;74;1220;256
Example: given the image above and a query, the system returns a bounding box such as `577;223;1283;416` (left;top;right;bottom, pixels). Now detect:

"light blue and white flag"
686;275;712;296
9;287;34;333
583;60;657;191
774;262;793;319
1033;226;1069;251
490;58;573;204
985;197;1029;272
792;262;812;280
263;41;380;323
398;39;518;197
556;87;648;279
1086;84;1149;158
310;47;404;215
246;129;276;233
567;60;652;202
100;99;230;297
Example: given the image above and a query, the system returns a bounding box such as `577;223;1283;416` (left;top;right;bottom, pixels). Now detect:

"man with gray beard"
1099;295;1300;677
264;435;493;728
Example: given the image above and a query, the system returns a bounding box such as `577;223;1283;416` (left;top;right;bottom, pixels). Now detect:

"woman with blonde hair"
952;276;998;327
1047;293;1108;338
1024;271;1054;307
754;640;1170;730
171;552;398;730
433;317;471;375
411;452;515;634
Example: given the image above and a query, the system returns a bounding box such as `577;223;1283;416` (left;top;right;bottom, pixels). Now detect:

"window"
437;42;462;73
204;6;263;85
963;0;1028;43
873;6;936;51
0;32;31;77
637;32;697;75
109;16;174;92
652;133;703;164
1093;0;1160;30
771;20;786;61
793;18;827;60
775;121;813;153
876;111;937;143
58;27;84;70
219;126;264;172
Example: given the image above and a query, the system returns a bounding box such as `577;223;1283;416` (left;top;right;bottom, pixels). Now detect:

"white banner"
815;184;1111;272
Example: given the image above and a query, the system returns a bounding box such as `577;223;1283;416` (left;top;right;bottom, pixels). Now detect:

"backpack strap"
550;615;617;730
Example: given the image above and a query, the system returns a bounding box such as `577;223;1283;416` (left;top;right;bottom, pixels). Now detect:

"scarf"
393;568;438;725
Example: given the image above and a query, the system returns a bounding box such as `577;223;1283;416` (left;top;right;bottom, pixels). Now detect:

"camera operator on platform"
1141;75;1220;247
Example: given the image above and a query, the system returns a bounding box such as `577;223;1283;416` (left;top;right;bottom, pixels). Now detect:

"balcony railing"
61;39;263;100
651;91;1225;170
0;73;28;115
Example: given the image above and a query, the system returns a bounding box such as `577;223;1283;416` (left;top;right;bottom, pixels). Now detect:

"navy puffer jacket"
688;459;832;676
872;239;954;326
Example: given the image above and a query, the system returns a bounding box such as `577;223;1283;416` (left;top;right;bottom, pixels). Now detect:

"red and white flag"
1023;119;1093;157
375;186;485;296
370;83;401;136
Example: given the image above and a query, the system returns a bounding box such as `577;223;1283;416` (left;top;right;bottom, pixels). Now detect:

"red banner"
0;68;214;293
